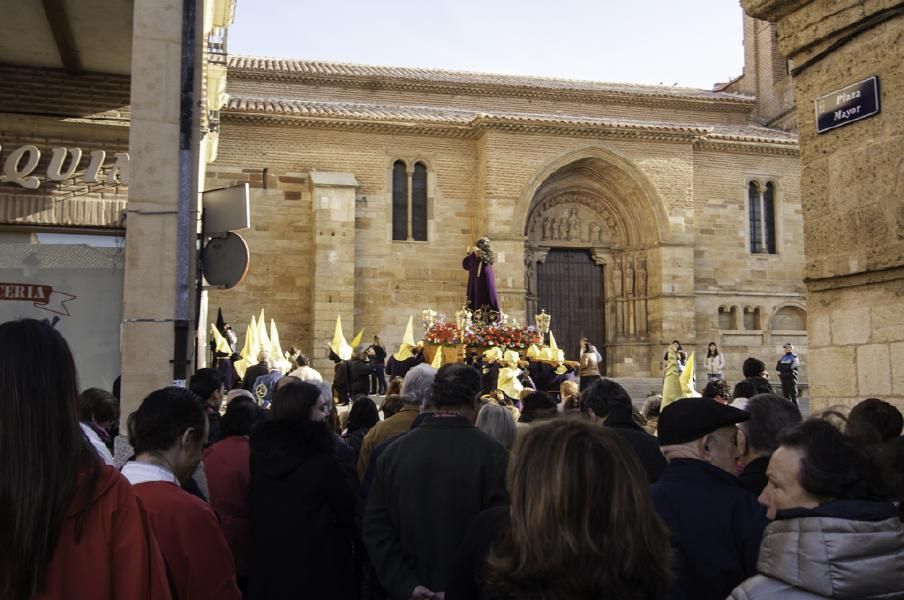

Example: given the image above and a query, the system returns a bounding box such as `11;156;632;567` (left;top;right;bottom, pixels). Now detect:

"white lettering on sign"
0;143;130;189
834;106;862;121
836;90;861;104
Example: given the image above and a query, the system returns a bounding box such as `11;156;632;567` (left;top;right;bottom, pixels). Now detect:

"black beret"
658;397;750;445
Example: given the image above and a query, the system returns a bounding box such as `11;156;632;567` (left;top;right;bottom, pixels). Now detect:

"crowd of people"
2;316;903;600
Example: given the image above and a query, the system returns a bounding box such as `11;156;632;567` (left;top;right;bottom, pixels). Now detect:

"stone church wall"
692;148;805;381
208;63;805;381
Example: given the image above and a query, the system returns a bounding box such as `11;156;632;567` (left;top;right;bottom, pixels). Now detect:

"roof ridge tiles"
226;55;755;103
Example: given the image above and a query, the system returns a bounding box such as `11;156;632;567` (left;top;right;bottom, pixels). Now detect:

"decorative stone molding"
741;0;811;21
526;192;622;246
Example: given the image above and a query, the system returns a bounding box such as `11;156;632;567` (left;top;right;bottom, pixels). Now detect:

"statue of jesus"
462;236;500;312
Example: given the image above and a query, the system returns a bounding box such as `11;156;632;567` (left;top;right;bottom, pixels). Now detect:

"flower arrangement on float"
424;321;542;349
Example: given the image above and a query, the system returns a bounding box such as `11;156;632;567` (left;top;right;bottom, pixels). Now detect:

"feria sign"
0;144;129;189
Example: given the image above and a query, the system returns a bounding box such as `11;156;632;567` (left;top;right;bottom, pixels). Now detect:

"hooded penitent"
393;316;416;361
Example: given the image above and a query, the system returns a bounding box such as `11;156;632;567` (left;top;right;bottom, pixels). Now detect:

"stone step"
607;377;662;408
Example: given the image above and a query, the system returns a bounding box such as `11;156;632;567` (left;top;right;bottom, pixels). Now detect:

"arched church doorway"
536;249;605;371
522;151;664;374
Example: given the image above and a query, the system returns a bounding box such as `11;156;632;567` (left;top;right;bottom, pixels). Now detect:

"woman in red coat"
0;318;171;600
204;397;266;594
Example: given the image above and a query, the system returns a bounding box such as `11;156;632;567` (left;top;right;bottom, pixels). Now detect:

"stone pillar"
120;0;201;429
309;172;359;375
643;244;696;376
743;0;904;410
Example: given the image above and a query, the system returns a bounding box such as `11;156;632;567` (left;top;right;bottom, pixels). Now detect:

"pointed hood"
548;330;563;360
210;323;231;355
350;328;365;351
269;319;293;373
497;366;524;399
526;344;541;360
431;346;443;369
661;347;683;409
257;310;271;351
393;316;416;361
483;346;503;362
679;351;701;398
330;315;353;361
215;307;226;335
233;319;256;377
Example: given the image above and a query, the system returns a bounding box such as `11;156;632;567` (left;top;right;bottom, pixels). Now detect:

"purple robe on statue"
463;252;500;312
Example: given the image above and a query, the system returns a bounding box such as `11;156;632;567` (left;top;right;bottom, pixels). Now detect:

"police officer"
775;342;800;406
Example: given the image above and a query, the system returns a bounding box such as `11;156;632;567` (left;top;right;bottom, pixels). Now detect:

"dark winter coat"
349;358;376;396
249;418;357;600
363;414;508;600
739;456;770;498
242;361;269;392
604;413;667;483
650;458;768;600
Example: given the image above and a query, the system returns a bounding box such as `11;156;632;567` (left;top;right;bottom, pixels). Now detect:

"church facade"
208;34;804;379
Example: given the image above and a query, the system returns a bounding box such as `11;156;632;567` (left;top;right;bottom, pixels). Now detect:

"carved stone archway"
523;154;660;370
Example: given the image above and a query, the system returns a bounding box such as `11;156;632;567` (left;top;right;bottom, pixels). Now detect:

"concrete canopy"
0;0;133;75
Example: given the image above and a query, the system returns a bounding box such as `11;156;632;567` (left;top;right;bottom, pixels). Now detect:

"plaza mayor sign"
0;144;129;189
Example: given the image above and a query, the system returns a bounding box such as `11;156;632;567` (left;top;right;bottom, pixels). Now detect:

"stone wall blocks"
809;346;857;398
831;306;871;345
856;343;892;396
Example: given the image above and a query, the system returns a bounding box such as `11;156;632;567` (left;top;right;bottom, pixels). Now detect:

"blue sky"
228;0;746;90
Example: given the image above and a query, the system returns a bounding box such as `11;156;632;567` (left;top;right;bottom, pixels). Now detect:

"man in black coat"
736;393;802;497
241;350;271;393
741;357;774;396
651;398;767;600
363;363;508;600
580;378;667;482
348;350;376;397
189;367;225;446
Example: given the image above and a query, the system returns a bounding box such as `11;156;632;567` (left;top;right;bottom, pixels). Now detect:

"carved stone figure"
557;216;566;241
612;257;623;298
566;208;579;241
625;257;635;297
590;222;602;242
637;258;647;296
524;251;536;293
542;217;551;240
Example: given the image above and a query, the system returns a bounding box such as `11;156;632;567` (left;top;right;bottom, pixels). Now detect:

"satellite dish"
203;232;249;289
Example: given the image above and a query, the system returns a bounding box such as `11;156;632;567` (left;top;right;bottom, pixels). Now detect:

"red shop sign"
0;283;76;316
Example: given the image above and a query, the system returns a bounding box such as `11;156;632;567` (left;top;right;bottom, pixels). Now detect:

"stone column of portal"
309;172;359;376
119;0;201;453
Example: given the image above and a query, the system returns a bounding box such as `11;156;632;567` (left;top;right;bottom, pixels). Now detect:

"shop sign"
0;144;129;189
0;282;77;316
815;76;880;134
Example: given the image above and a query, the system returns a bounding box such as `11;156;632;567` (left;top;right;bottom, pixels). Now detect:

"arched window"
749;179;777;254
772;306;807;331
392;160;408;241
763;182;776;253
411;162;428;241
718;305;740;330
743;306;762;330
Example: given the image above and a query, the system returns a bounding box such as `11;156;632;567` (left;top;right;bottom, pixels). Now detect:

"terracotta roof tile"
227;55;754;104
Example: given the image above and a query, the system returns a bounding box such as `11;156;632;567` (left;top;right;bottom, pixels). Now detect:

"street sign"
815;76;880;134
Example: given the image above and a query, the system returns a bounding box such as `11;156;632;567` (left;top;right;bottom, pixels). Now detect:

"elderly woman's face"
759;446;821;519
